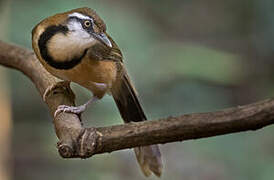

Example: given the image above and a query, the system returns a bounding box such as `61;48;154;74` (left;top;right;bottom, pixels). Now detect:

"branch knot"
77;128;98;158
57;142;74;158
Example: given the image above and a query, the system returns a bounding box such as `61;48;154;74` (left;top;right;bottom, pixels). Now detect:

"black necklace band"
38;25;86;70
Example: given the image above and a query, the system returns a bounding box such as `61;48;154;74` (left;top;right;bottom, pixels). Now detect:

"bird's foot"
54;96;99;117
54;104;87;117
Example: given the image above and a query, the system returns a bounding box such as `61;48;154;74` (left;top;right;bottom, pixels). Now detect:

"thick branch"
0;40;274;158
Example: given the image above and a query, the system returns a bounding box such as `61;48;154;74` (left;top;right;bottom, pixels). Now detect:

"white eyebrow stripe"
68;12;91;20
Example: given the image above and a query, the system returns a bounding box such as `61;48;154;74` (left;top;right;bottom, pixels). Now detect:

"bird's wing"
86;33;123;63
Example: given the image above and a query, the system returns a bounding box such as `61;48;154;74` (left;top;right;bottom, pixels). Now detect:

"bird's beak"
92;33;112;48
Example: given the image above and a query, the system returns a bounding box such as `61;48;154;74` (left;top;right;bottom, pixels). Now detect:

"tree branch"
1;40;274;159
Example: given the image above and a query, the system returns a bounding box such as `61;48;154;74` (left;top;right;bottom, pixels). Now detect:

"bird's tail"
111;74;163;177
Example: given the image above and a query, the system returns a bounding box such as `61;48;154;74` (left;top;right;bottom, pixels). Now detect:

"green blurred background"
1;0;274;179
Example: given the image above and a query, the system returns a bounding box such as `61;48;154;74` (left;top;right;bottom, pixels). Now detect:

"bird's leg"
54;82;107;117
54;96;99;117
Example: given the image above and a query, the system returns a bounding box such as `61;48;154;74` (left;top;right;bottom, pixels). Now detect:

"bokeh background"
0;0;274;179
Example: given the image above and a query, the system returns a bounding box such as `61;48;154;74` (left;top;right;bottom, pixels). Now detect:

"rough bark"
0;40;274;158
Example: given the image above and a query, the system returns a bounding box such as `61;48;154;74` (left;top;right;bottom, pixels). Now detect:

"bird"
31;7;163;177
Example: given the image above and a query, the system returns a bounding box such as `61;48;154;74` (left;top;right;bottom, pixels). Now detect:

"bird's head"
32;7;112;69
65;8;112;48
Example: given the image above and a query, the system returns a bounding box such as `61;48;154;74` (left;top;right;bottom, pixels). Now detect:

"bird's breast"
47;56;118;97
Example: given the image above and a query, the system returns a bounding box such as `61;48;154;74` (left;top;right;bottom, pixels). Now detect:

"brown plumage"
32;7;163;177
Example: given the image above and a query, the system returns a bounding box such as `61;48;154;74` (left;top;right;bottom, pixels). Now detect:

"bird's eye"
83;20;91;28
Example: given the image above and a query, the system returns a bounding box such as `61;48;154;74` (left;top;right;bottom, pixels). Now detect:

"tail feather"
134;145;163;177
111;74;163;177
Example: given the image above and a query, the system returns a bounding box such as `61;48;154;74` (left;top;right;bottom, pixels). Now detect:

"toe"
54;105;69;117
54;105;86;116
54;109;61;117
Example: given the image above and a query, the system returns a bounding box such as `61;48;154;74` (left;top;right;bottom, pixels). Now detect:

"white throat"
47;31;95;62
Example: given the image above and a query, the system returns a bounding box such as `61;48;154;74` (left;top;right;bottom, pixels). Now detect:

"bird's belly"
49;60;117;97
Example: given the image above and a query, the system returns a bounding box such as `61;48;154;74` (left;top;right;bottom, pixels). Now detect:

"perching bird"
31;7;163;177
